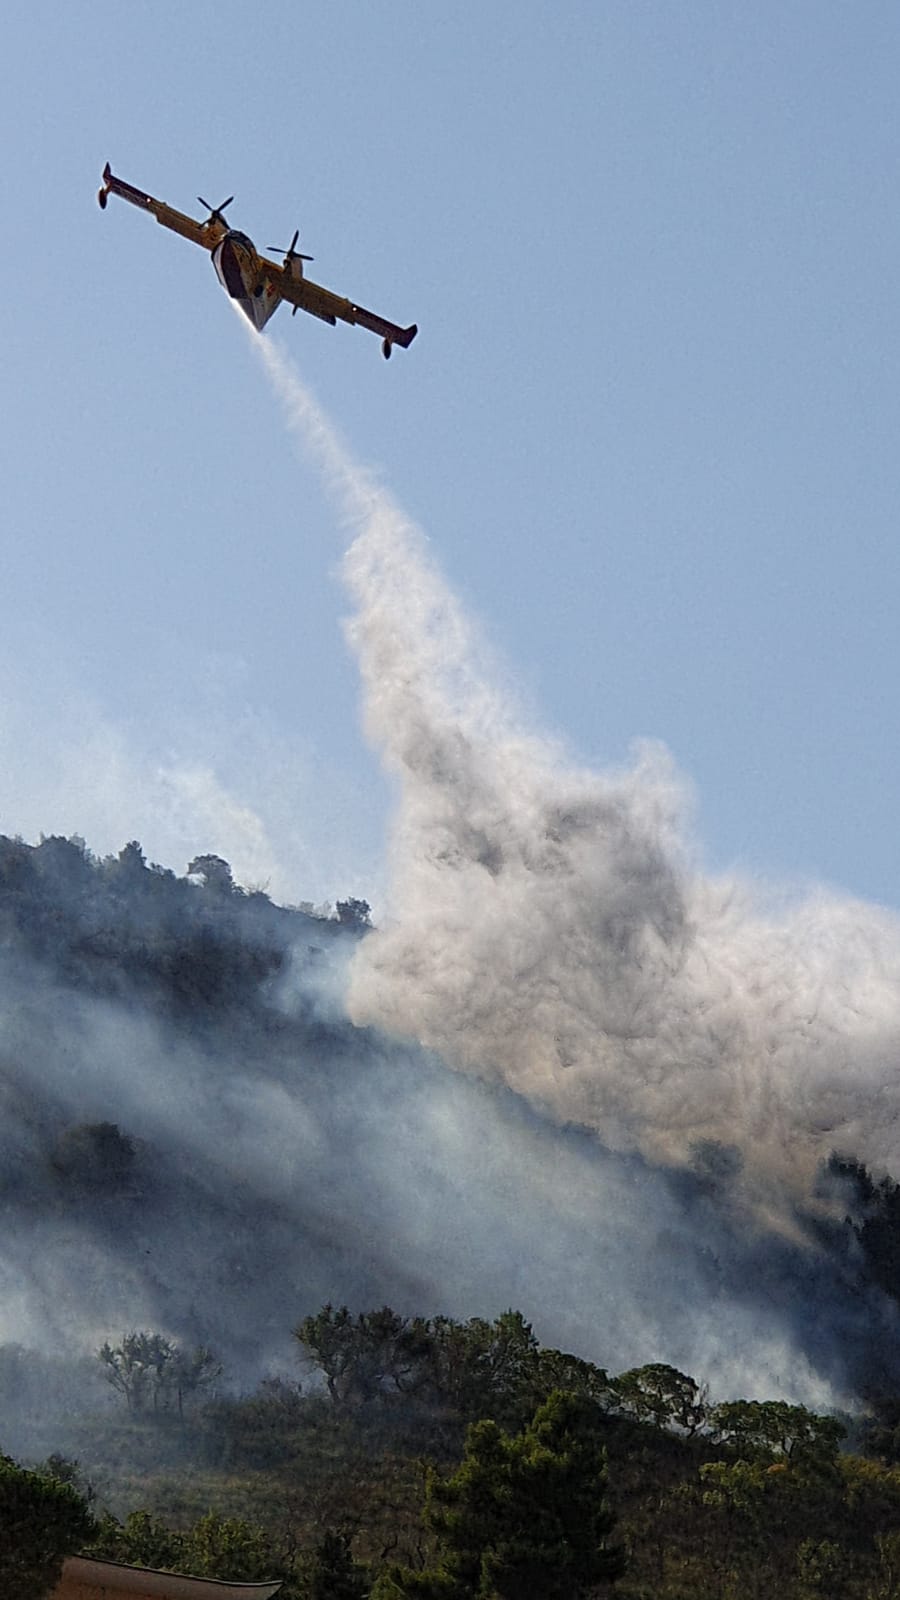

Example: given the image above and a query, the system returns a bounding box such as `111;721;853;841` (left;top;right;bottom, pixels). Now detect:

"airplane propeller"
197;195;235;228
269;230;314;309
269;228;314;264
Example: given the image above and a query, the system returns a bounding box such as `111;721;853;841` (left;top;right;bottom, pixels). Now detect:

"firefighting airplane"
97;163;418;359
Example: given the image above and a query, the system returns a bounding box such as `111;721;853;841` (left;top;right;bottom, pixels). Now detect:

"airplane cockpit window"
227;230;254;250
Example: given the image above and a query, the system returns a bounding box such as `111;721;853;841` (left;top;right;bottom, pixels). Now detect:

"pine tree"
373;1390;624;1599
0;1453;96;1600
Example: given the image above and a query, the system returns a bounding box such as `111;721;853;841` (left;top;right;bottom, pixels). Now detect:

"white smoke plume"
253;335;900;1211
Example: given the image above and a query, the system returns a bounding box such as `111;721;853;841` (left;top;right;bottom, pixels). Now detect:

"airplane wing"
262;255;418;356
97;163;223;250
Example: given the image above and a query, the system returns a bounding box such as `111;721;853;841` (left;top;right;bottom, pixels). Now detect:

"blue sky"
3;1;900;911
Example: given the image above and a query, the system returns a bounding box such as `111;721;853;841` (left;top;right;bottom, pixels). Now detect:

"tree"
533;1347;613;1413
295;1305;613;1433
182;1513;273;1581
794;1537;848;1598
336;898;371;931
115;840;147;877
373;1390;624;1600
98;1331;174;1414
449;1310;541;1425
188;854;235;894
39;1455;94;1506
98;1331;221;1416
710;1399;844;1474
295;1305;424;1405
169;1343;223;1419
90;1509;182;1570
859;1395;900;1465
614;1363;707;1436
827;1154;900;1309
0;1453;96;1600
34;834;92;888
416;1310;545;1426
420;1310;612;1430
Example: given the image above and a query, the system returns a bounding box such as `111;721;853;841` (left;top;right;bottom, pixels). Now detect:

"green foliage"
614;1364;706;1435
38;1350;900;1599
182;1512;274;1580
375;1390;624;1600
794;1537;848;1597
91;1507;276;1583
295;1306;610;1431
295;1306;426;1406
38;1454;95;1506
710;1399;845;1473
433;1309;542;1427
22;1298;900;1597
91;1507;183;1569
0;1452;96;1600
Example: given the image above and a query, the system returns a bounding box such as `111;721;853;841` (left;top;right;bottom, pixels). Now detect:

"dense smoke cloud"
256;338;900;1199
247;336;900;1403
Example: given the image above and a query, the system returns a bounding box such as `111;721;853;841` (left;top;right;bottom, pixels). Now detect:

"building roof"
52;1554;283;1600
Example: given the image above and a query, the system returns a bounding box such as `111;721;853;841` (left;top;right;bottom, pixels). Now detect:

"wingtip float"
97;162;418;360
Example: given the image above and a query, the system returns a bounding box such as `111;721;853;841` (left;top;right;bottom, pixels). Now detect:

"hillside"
2;831;900;1420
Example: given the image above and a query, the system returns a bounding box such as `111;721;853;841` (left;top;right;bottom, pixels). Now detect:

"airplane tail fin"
97;163;158;215
381;324;418;360
351;303;419;357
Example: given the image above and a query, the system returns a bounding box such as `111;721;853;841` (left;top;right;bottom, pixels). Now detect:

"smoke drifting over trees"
0;809;896;1448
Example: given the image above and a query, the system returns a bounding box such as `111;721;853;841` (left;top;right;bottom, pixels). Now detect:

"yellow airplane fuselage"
211;230;282;331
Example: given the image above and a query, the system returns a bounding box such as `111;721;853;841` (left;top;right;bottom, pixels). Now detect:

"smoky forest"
5;831;900;1598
